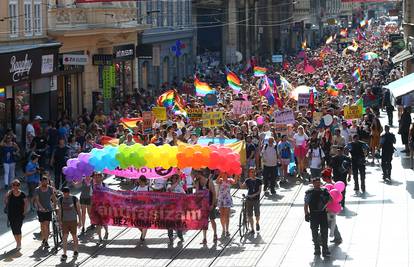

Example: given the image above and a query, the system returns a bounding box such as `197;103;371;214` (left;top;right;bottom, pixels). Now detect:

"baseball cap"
34;115;43;120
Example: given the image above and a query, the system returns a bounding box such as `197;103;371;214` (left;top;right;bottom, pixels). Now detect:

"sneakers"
322;248;331;257
256;223;260;232
80;227;85;235
330;238;343;244
74;251;79;257
249;230;255;235
104;232;109;240
314;247;321;256
44;241;50;248
61;254;67;262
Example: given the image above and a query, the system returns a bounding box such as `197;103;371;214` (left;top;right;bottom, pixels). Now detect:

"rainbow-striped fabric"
326;78;339;97
157;89;187;117
352;68;362;82
227;71;241;92
0;88;5;99
253;66;267;77
194;77;215;96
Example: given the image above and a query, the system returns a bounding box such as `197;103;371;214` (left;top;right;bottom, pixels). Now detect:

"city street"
1;113;413;267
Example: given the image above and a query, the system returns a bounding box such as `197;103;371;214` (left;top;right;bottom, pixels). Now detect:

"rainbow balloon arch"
63;143;242;182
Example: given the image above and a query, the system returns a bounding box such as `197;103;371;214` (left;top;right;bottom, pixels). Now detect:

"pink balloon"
319;80;326;86
334;181;346;192
324;184;334;191
257;116;264;125
327;202;342;214
336;83;345;90
329;189;342;202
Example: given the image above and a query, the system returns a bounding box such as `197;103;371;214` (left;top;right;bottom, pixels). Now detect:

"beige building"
48;1;147;117
0;0;60;139
403;0;414;74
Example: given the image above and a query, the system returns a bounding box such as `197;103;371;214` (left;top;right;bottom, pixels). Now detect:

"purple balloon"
67;159;79;168
78;153;91;163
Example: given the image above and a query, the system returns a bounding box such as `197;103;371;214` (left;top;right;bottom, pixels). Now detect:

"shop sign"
103;66;115;99
92;54;113;66
272;54;283;63
63;54;88;65
0;46;58;87
113;44;135;61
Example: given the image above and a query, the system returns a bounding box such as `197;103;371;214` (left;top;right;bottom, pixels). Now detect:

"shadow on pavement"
0;249;23;263
406;181;414;199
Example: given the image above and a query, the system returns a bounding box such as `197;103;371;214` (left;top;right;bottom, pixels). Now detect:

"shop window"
8;0;18;37
24;0;33;36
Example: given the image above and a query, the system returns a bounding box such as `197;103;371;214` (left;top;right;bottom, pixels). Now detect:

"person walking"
93;172;109;243
293;126;309;178
382;89;394;126
399;106;412;154
1;135;20;190
25;153;41;211
193;169;217;244
78;175;93;236
329;146;352;208
239;167;262;235
307;139;325;181
347;135;368;193
57;187;81;262
277;135;292;183
166;174;185;243
50;138;69;190
3;179;28;250
261;136;278;195
216;172;235;238
380;125;396;181
34;176;57;248
304;177;331;257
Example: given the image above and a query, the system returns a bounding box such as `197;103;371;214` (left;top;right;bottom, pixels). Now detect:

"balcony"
48;7;147;31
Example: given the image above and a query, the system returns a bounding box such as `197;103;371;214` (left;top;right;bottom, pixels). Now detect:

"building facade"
403;0;414;74
136;0;194;96
0;0;60;140
47;1;146;117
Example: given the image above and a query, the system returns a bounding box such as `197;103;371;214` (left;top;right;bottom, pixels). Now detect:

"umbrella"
362;52;379;61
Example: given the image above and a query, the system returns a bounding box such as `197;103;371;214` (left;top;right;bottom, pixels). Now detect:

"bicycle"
51;209;62;252
238;194;249;240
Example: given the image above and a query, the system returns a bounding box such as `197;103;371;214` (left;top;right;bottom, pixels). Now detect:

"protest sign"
142;111;153;135
187;108;203;121
344;105;363;119
298;93;310;107
152;107;167;121
202;111;224;128
274;124;288;135
90;187;209;230
103;167;177;179
232;100;252;115
274;110;295;125
313;112;323;127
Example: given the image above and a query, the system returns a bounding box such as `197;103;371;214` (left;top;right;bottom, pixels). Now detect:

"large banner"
232;100;252;115
274;110;295;125
90;187;210;230
103;167;177;179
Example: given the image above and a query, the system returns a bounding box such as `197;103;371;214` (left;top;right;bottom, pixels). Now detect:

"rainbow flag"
253;66;267;77
0;88;5;99
227;71;242;92
352;68;362;82
326;76;339;97
194;77;215;96
340;28;348;37
355;98;366;114
120;118;142;130
157;89;187;117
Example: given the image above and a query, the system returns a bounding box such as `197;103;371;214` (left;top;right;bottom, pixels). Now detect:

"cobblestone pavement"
1;112;413;267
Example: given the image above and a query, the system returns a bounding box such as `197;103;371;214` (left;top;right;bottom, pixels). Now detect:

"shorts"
294;145;307;158
246;198;260;217
80;197;91;206
280;158;290;165
37;211;52;222
9;216;24;235
62;220;77;235
28;182;38;198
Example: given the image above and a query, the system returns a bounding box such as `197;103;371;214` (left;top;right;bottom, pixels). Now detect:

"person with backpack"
380;125;396;181
57;187;81;262
277;135;292;183
329;146;352;208
261;136;279;195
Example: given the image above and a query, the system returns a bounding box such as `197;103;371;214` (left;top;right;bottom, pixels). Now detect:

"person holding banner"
193;170;218;244
166;174;185;243
93;172;109;243
132;176;150;241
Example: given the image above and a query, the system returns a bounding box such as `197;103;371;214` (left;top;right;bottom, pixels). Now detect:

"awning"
391;49;414;64
384;73;414;98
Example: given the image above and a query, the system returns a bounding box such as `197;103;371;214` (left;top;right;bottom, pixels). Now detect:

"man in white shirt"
26;119;35;150
261;137;278;195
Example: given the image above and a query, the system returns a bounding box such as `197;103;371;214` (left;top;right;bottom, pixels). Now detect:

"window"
8;0;18;37
146;0;152;25
157;0;162;27
24;0;33;36
162;1;168;26
34;2;42;35
185;0;191;26
176;1;182;26
167;1;173;26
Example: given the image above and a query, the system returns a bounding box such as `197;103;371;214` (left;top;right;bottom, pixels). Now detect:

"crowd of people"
1;19;414;261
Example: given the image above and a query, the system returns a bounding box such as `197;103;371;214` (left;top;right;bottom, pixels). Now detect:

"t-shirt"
59;195;78;222
309;147;325;169
278;141;292;159
245;178;263;200
293;133;308;146
35;186;53;211
53;145;69;165
26;161;40;183
246;143;257;159
7;191;26;218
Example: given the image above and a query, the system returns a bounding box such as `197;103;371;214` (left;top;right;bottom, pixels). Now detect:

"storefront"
137;29;194;96
57;52;87;118
0;43;60;142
